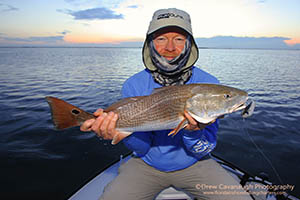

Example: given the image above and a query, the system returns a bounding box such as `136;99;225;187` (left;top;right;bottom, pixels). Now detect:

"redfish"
46;84;254;144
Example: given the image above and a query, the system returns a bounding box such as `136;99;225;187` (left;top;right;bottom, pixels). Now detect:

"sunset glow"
0;0;299;48
284;38;300;46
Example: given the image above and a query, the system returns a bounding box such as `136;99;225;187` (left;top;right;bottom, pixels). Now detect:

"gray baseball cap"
143;8;199;72
147;8;193;36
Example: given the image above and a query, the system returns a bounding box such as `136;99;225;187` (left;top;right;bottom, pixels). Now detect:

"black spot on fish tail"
71;109;81;115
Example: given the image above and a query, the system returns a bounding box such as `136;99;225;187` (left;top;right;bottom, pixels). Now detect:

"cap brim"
147;19;193;36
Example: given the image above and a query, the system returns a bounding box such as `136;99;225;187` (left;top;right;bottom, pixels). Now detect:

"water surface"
0;47;299;199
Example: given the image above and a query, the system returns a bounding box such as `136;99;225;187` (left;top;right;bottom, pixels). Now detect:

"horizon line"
0;46;299;51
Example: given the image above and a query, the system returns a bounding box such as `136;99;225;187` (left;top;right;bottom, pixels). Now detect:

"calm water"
0;47;300;199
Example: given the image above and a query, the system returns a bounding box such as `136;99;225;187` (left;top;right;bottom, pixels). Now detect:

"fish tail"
46;96;95;130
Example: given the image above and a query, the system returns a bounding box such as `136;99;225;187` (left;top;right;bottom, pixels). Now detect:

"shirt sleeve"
182;67;219;159
181;119;219;159
120;80;152;157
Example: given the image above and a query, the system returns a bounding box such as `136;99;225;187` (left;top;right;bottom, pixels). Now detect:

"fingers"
99;113;111;139
80;119;95;132
80;108;119;141
94;108;104;117
107;113;118;137
185;124;201;131
92;113;107;137
184;111;214;131
91;112;119;140
184;111;200;130
184;111;198;126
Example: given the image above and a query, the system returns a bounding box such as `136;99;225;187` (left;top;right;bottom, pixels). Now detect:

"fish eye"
224;94;232;99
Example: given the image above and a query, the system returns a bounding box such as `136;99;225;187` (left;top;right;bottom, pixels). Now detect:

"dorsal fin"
152;85;175;94
104;96;144;112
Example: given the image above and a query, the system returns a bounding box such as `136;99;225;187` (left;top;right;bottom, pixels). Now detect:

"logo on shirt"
192;139;215;154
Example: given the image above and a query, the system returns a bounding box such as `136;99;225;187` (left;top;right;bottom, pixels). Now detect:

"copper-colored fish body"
107;85;193;132
46;84;250;144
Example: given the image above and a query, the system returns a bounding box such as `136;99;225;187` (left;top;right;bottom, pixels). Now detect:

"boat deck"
68;154;299;200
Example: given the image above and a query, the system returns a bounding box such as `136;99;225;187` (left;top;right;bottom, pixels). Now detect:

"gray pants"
100;157;252;200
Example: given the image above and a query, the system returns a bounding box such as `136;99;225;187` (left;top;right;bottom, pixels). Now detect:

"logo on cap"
157;12;184;20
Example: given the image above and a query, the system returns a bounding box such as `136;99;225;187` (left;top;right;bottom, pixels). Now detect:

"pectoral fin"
168;118;188;137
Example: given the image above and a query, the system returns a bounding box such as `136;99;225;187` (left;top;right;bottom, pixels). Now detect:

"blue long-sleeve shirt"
121;66;219;172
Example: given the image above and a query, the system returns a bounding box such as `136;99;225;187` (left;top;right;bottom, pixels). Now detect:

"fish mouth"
229;97;249;113
233;103;247;112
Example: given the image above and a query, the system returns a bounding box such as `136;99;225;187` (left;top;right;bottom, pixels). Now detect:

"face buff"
149;35;193;86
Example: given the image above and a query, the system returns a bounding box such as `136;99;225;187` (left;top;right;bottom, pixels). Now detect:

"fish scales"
113;86;193;131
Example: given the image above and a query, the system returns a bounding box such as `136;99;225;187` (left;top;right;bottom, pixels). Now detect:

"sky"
0;0;299;48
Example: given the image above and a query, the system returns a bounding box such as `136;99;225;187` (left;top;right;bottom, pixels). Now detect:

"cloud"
58;7;124;20
57;30;71;35
64;0;77;2
0;36;64;43
63;0;90;4
127;5;138;8
292;44;300;49
0;3;19;12
1;35;298;49
63;0;96;7
61;36;295;49
108;36;296;49
257;0;267;3
195;36;291;49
